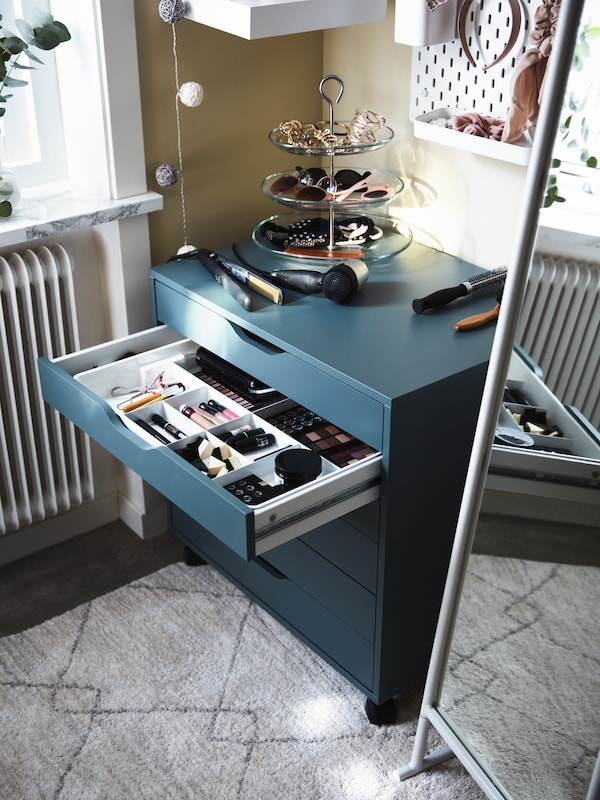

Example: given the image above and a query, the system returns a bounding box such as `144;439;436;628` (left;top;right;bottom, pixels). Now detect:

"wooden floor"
1;513;598;637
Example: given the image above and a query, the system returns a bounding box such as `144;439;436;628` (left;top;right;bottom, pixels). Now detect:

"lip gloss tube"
190;404;220;425
198;402;229;422
207;398;239;420
180;404;213;429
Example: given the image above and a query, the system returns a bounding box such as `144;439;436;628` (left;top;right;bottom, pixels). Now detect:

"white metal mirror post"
396;0;586;796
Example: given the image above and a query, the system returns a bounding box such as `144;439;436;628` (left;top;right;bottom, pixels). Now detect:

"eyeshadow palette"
262;404;376;468
73;342;380;510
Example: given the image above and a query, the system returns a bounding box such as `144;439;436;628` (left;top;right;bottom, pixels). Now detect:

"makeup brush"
412;265;507;314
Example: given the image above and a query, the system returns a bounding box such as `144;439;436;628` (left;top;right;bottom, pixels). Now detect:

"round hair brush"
412;266;507;314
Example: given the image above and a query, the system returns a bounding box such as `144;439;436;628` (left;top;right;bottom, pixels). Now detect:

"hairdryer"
268;260;369;303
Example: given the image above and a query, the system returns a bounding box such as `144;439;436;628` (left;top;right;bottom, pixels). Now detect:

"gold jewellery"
276;108;387;149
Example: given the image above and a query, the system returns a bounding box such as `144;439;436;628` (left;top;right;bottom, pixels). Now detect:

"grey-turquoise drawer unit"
39;240;497;723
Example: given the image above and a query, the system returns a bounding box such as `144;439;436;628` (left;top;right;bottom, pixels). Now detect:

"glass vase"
0;161;21;218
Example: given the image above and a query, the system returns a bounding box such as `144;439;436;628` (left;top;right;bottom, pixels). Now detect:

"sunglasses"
270;167;392;203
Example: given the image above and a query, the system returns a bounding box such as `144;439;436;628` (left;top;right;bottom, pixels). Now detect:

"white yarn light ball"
158;0;185;24
155;163;179;188
178;81;204;108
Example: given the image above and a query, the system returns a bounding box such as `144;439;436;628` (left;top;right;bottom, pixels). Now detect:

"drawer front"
261;536;376;641
298;506;379;592
153;280;384;451
38;327;381;561
171;506;375;690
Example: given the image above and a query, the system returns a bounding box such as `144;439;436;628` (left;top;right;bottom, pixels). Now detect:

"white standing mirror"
397;0;600;797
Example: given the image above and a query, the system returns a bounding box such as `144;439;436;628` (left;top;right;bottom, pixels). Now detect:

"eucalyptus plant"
544;20;600;207
0;7;71;119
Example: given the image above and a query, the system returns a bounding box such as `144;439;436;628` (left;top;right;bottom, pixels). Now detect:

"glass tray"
269;121;394;156
252;211;413;263
261;167;405;211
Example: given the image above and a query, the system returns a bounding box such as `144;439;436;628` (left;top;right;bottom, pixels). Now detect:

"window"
0;0;68;188
548;0;600;203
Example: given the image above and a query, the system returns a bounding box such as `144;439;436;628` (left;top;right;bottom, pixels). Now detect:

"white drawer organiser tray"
40;327;381;559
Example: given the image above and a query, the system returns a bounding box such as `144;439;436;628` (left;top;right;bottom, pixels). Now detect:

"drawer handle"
255;557;288;580
230;323;284;356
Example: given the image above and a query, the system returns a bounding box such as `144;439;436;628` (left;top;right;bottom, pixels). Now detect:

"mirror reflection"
439;3;599;795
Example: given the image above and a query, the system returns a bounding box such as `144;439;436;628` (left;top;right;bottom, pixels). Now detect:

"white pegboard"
410;0;538;120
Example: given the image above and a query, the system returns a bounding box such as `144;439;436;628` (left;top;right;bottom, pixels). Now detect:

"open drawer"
489;348;600;492
38;326;381;560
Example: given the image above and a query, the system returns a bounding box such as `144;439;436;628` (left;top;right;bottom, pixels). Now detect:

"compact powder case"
275;449;322;489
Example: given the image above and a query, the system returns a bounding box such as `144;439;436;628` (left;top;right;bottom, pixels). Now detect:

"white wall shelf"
409;0;537;164
184;0;387;40
414;108;532;165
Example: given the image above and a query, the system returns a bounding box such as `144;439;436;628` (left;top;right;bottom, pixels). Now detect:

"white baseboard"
0;495;120;567
118;492;168;540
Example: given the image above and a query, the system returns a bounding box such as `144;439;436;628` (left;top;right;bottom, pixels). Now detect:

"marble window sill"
0;184;164;250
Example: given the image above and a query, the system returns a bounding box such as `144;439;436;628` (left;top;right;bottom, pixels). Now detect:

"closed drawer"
39;326;381;561
171;506;375;690
298;507;379;592
260;536;376;641
152;278;384;451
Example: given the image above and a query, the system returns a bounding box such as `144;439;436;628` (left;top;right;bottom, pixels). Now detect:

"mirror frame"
395;0;590;797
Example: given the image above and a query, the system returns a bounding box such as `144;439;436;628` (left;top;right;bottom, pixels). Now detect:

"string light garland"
156;0;205;255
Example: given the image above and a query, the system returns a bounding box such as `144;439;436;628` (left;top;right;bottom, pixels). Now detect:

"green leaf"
30;7;53;28
22;49;43;64
3;75;28;88
587;156;598;169
551;158;562;169
31;21;70;51
1;35;27;55
15;18;33;41
0;199;12;217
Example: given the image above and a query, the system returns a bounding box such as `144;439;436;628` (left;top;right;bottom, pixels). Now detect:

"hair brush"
412;266;507;314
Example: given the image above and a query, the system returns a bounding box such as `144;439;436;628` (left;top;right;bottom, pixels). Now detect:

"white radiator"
517;254;600;430
0;245;94;535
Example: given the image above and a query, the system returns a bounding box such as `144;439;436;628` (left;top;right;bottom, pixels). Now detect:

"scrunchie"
502;0;561;143
452;112;505;141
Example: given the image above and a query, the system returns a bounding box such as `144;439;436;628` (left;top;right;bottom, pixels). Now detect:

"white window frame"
1;0;148;201
0;0;70;186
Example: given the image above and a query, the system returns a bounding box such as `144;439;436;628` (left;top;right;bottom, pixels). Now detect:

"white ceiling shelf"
183;0;387;40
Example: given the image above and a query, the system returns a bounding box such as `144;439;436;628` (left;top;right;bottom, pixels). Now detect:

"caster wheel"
365;697;397;726
183;545;206;566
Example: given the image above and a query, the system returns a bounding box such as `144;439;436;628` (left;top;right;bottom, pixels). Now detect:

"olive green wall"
134;1;528;270
134;4;324;265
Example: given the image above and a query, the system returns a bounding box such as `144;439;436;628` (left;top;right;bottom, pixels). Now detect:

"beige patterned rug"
0;555;596;799
445;556;600;800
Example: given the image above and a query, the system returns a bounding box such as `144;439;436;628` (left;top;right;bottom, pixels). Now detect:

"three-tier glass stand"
253;75;413;262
